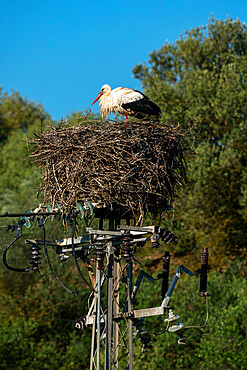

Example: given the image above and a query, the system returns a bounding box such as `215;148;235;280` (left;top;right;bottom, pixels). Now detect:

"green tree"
1;16;247;368
133;16;247;143
132;260;247;370
165;122;247;266
134;16;247;264
0;88;46;143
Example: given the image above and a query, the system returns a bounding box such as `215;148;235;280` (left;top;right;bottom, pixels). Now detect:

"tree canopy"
0;16;246;369
0;88;46;143
133;16;247;143
133;16;247;264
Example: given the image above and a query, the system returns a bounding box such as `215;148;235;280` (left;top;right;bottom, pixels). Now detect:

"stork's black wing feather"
122;95;161;119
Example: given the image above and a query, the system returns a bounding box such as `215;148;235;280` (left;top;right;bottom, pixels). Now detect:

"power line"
1;311;244;342
0;311;75;323
186;331;246;342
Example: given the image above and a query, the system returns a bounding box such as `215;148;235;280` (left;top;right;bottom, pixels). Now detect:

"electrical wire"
0;311;75;322
151;324;170;337
0;312;244;342
70;219;95;292
150;294;209;338
185;332;246;342
39;219;78;297
2;222;31;273
208;301;221;319
185;294;209;330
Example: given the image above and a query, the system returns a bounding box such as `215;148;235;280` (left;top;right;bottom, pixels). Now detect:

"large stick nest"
30;122;191;218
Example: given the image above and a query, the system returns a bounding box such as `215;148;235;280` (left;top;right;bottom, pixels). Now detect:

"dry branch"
29;121;191;218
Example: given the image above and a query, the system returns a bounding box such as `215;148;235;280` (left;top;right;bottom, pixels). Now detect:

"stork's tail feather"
122;97;161;119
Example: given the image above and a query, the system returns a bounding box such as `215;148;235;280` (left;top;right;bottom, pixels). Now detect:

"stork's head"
91;84;111;105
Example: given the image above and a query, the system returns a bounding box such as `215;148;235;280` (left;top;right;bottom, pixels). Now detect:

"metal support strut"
200;248;209;296
161;251;170;300
121;229;134;369
96;265;101;370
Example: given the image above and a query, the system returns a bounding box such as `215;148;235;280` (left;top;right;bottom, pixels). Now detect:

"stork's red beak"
91;91;103;106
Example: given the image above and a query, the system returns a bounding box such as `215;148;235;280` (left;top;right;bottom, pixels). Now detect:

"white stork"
91;84;161;122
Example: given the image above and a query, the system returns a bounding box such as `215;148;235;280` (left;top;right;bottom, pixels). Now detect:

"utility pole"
112;246;120;369
127;261;133;369
1;211;209;370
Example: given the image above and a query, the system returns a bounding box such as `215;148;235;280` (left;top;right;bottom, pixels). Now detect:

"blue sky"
0;0;246;120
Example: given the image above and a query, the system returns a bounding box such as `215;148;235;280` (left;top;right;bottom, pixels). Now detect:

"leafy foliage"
0;15;247;369
1;259;246;369
0;88;47;143
164;123;247;266
132;260;247;370
134;16;247;265
133;16;247;142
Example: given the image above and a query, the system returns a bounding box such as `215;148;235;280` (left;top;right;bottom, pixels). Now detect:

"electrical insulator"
200;247;209;296
168;323;184;332
29;243;42;271
178;335;186;345
162;251;170;299
75;316;86;330
164;309;180;323
160;228;178;244
149;233;160;248
58;253;70;262
93;239;106;270
121;230;134;262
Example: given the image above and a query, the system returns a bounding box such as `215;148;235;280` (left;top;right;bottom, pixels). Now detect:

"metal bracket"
161;265;195;307
131;270;156;304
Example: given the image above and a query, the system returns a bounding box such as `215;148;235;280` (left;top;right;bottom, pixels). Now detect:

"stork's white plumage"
91;84;161;122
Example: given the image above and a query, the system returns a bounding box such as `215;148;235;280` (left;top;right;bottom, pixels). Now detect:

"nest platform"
30;121;190;218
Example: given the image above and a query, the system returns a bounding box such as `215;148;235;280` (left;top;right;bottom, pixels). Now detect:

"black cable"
185;295;209;330
3;221;31;273
0;312;75;323
150;323;169;337
0;312;244;341
70;218;95;292
39;218;78;297
185;332;245;342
